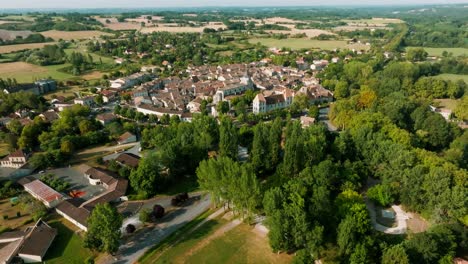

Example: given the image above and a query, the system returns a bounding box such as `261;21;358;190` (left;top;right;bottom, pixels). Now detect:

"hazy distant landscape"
0;3;466;264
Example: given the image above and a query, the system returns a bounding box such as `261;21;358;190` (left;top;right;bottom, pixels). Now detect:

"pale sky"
0;0;466;9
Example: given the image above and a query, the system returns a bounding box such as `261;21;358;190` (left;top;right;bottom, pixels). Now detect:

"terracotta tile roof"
23;180;63;203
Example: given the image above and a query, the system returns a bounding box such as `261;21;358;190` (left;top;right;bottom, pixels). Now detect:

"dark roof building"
115;153;140;169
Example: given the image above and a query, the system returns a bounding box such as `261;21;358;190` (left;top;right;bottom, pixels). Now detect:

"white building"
252;88;294;114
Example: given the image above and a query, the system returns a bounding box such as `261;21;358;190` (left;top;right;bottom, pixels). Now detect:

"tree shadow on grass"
43;220;75;261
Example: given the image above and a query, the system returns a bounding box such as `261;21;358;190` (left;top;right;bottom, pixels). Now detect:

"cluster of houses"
98;63;334;119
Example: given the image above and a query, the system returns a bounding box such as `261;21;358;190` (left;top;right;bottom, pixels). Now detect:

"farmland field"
406;47;468;57
0;42;57;54
248;37;369;50
435;74;468;83
40;30;112;41
0;62;74;82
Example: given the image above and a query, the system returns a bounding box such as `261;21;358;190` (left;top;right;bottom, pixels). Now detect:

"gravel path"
366;200;409;235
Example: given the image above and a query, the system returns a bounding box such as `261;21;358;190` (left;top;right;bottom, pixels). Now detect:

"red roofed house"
23;180;63;208
0;150;30;169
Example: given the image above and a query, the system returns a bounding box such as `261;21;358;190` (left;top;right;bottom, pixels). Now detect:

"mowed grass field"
44;218;95;264
0;62;74;82
41;30;113;41
187;224;292;264
406;47;468;57
435;74;468;83
0;42;57;54
142;212;292;264
248;38;369;50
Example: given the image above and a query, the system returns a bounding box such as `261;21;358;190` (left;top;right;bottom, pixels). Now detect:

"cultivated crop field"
0;42;57;54
40;30;112;41
248;37;370;50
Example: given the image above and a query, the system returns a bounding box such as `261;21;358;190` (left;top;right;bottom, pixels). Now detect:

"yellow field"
0;42;57;54
41;30;112;41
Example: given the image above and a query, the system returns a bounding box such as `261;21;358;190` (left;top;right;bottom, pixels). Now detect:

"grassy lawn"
435;73;468;83
248;37;368;50
44;217;95;264
141;210;292;264
64;45;115;64
189;224;292;264
0;199;34;230
140;209;218;263
406;47;468;57
0;62;75;83
433;98;460;111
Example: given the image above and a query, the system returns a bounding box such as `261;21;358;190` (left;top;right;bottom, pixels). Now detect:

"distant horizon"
0;0;467;10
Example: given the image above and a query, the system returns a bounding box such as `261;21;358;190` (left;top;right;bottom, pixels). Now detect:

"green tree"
382;244;409;264
84;203;122;254
129;152;163;198
218;117;238;160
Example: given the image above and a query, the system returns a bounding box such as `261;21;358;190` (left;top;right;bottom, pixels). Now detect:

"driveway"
103;142;141;162
101;193;211;264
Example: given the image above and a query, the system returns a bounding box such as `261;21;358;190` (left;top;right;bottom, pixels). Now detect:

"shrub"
3;215;8;220
139;209;150;223
16;212;21;217
367;184;394;207
126;224;136;234
152;205;165;219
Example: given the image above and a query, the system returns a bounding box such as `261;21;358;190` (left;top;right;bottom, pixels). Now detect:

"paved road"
78;142;139;156
103;193;211;264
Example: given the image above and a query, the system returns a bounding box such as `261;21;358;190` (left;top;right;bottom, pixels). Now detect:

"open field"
0;42;57;54
248;37;369;50
264;28;335;38
188;224;291;264
435;74;468;83
141;211;291;264
44;217;95;264
41;30;112;41
406;47;468;57
342;18;404;25
64;44;115;64
433;98;460;111
0;62;74;82
0;21;23;25
140;22;226;34
0;15;35;22
0;29;32;41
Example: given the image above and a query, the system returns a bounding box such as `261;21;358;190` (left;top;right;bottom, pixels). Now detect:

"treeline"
0;33;53;46
0;90;46;115
403;18;468;48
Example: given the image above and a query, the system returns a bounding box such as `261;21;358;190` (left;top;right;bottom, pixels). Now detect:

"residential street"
100;193;211;264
